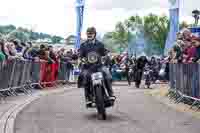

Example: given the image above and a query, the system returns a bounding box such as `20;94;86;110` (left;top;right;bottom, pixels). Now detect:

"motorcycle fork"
102;80;109;99
92;79;109;101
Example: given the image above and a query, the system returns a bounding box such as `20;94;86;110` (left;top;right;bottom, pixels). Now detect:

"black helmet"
86;27;96;34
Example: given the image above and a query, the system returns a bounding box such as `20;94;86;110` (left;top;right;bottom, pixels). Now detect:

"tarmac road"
15;84;200;133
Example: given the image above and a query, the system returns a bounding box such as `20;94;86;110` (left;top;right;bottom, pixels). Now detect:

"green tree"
125;15;143;30
7;30;29;42
102;32;118;52
0;24;64;43
30;32;40;40
51;36;63;44
112;22;129;53
103;14;170;55
0;25;16;34
143;14;169;54
66;35;76;45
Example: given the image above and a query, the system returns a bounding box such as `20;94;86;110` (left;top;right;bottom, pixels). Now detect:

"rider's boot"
85;96;92;105
135;82;140;88
104;79;116;100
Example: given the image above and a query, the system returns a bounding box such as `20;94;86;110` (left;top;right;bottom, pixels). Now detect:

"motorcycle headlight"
159;69;166;76
87;52;99;64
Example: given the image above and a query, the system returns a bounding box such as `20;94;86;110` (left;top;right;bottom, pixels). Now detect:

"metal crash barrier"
0;59;75;97
169;63;200;111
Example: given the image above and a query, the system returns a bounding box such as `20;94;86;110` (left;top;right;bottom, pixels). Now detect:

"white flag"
169;0;180;9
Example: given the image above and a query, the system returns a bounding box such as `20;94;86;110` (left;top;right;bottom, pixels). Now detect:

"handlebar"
80;58;88;64
80;56;107;64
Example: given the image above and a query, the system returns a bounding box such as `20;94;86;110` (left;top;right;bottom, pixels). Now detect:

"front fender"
92;79;103;86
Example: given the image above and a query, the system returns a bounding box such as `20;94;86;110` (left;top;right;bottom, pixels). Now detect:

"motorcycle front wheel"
145;77;151;89
145;82;150;88
94;85;106;120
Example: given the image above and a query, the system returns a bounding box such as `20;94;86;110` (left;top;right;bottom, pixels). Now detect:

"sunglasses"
87;32;95;35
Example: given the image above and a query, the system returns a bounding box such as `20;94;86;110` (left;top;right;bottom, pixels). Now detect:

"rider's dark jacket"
80;40;107;58
78;39;106;86
136;56;148;70
79;39;107;69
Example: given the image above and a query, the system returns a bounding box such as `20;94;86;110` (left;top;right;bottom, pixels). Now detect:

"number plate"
91;72;103;80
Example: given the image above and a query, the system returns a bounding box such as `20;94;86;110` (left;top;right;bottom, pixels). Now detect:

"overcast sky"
0;0;199;37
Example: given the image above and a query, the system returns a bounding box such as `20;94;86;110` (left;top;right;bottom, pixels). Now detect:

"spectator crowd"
0;38;79;89
0;34;173;90
168;28;200;64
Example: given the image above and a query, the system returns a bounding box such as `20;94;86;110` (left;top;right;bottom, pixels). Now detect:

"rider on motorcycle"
77;27;115;105
123;55;133;85
134;56;148;88
149;57;157;68
149;56;159;82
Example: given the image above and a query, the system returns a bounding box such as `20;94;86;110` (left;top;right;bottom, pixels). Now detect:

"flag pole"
75;0;85;50
164;0;180;55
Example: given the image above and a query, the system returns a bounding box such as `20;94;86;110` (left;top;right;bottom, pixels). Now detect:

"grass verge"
145;84;200;119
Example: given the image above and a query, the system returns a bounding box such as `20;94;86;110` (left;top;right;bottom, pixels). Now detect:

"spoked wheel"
147;83;150;89
145;77;151;89
94;85;106;120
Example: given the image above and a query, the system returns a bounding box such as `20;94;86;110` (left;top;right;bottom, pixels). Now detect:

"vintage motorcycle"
81;51;116;120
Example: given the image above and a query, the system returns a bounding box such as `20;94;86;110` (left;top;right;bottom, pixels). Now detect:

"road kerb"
0;86;76;133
